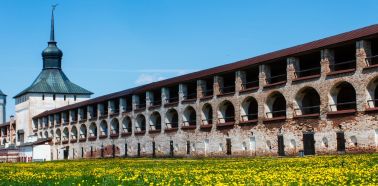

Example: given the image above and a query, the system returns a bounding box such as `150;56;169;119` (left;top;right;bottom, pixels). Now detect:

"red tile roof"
33;24;378;118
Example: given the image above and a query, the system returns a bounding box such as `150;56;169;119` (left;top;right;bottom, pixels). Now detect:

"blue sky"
0;0;377;118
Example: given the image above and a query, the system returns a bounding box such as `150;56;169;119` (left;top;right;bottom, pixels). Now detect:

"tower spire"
42;4;63;69
50;4;57;42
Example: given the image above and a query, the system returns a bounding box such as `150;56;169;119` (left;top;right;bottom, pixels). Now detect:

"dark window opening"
202;104;213;125
112;99;120;113
74;95;77;101
185;81;197;100
81;107;87;120
243;67;259;89
220;101;235;123
167;85;179;103
299;88;320;115
64;95;66;101
92;105;98;118
167;109;179;128
184;107;196;126
125;96;132;112
374;84;378;107
267;60;287;84
269;94;286;118
137;116;146;131
151;89;162;106
367;38;378;66
150;112;161;130
71;110;77;122
101;102;109;116
331;44;356;71
53;94;56;100
296;52;321;78
136;93;146;109
243;98;258;121
42;94;45;100
219;73;235;94
203;78;214;97
335;83;356;111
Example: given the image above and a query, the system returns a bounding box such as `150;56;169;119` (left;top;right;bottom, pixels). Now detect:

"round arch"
122;117;132;133
241;96;258;121
165;109;179;129
201;103;213;125
265;91;286;118
329;81;356;111
183;106;196;126
149;111;162;131
217;100;235;123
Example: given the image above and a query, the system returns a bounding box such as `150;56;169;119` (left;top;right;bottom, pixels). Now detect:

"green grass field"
0;153;377;185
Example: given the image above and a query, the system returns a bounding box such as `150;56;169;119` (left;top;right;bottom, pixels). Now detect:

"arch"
122;117;132;133
71;126;78;140
62;127;69;141
55;129;61;141
79;124;87;139
44;131;48;139
265;92;286;118
329;81;356;111
135;114;146;132
99;120;108;136
50;130;54;138
217;100;235;123
89;122;97;137
366;77;378;108
165;109;179;128
110;118;120;135
149;112;162;131
241;97;258;121
183;106;196;126
201;103;213;125
294;87;321;115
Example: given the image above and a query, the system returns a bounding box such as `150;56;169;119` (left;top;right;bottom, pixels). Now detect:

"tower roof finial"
50;4;58;42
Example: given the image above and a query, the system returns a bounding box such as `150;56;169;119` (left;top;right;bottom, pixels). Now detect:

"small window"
42;94;45;100
64;95;66;101
53;94;56;100
74;95;77;101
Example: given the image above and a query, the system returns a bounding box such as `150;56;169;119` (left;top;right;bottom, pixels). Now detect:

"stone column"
162;88;169;104
132;95;139;110
236;71;245;92
146;91;153;107
214;76;223;96
320;49;333;76
179;83;186;101
356;40;371;69
197;80;205;98
259;64;268;88
287;57;299;83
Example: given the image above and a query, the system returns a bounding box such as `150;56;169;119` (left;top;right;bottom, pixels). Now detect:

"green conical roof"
14;69;92;98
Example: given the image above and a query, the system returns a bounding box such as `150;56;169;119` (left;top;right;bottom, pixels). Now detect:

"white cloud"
134;73;166;85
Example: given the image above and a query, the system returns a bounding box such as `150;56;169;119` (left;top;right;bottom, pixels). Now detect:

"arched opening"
55;129;61;142
122;117;132;133
241;97;258;122
183;106;196;126
265;92;286;118
294;87;320;115
89;122;97;138
166;109;179;129
63;127;69;141
50;130;54;139
201;104;213;125
329;82;356;111
79;124;87;139
149;112;162;131
110;118;120;135
366;77;378;108
217;101;235;123
99;120;108;137
136;114;146;132
44;131;48;139
71;126;78;140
